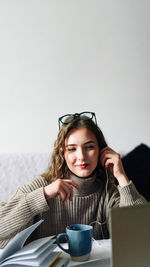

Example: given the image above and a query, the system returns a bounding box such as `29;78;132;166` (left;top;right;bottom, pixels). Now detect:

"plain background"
0;0;150;155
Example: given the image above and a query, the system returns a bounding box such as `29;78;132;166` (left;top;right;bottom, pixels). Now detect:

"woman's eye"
67;147;76;152
85;145;94;150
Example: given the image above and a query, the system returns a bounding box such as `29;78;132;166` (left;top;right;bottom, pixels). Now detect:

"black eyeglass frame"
58;111;97;130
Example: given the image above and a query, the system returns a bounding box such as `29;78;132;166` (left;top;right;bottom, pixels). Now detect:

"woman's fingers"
100;147;115;167
44;178;80;202
59;186;67;202
100;147;130;186
60;179;80;202
100;147;125;178
63;179;80;191
63;182;74;201
59;182;73;202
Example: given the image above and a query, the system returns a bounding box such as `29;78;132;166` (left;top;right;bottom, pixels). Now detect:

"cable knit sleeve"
0;176;49;248
105;180;147;220
105;180;147;238
118;180;147;206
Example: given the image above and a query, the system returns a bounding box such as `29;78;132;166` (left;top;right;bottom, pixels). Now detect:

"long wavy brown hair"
41;116;108;183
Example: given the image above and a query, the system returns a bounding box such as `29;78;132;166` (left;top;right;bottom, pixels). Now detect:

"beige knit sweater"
0;172;146;248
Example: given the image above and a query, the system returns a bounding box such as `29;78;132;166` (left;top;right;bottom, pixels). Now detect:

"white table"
54;239;111;267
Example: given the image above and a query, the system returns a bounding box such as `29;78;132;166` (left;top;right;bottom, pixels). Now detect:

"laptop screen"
110;203;150;267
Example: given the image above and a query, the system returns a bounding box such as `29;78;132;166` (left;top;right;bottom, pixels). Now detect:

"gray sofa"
0;153;51;202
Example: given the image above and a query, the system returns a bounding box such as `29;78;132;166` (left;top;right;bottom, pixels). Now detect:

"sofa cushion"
122;144;150;201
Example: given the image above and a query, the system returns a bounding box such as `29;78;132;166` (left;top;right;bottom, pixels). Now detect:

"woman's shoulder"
17;176;49;193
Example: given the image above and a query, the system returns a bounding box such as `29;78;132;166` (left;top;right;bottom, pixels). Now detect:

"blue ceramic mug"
56;224;93;262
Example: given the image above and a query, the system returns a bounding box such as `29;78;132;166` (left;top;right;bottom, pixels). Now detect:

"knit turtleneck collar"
70;172;100;196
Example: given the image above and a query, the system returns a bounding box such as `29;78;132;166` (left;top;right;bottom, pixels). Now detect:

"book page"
0;236;61;267
4;237;55;261
0;220;43;262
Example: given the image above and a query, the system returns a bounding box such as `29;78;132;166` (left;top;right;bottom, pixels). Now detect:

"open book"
0;220;61;267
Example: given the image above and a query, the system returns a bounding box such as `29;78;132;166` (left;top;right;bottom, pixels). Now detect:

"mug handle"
56;233;70;254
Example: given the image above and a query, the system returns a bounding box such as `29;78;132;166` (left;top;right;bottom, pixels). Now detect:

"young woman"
0;112;146;248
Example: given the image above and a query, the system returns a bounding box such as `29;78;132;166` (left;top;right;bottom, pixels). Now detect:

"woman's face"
64;127;99;178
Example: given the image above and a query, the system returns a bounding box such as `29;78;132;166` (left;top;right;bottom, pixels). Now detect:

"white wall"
0;0;150;154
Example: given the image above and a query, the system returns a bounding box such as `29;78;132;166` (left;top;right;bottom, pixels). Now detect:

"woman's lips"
77;164;89;169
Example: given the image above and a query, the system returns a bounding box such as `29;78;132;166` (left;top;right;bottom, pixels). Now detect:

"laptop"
110;203;150;267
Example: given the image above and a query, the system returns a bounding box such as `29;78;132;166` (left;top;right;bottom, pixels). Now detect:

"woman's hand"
100;146;130;187
43;179;80;202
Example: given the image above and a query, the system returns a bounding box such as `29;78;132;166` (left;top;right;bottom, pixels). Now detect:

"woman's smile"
76;163;89;169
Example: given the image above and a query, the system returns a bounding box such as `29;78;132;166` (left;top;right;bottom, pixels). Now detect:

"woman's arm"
0;176;80;248
100;147;147;205
0;176;49;248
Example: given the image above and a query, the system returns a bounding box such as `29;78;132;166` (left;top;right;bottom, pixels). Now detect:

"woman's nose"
77;148;86;160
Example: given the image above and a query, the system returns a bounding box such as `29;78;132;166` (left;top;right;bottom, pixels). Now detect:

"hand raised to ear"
100;146;130;187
